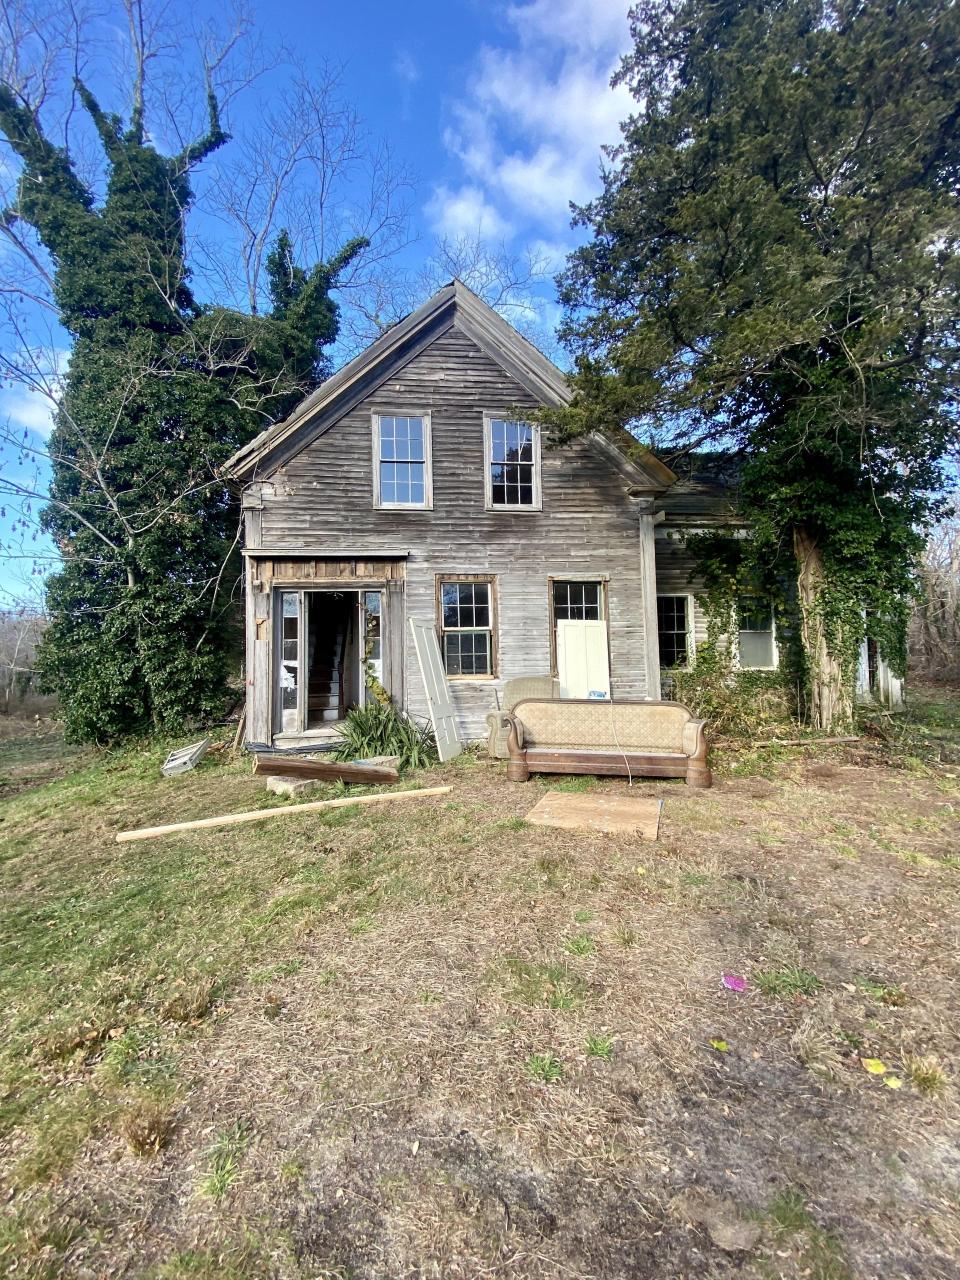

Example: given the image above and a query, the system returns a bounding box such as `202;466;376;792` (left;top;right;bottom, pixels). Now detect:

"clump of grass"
768;1188;813;1235
159;978;217;1024
332;702;436;771
855;976;906;1007
118;1099;175;1156
249;959;303;987
585;1033;614;1060
99;1027;174;1085
200;1120;252;1199
764;1189;852;1279
903;1053;948;1096
573;909;593;924
564;932;596;957
496;816;527;832
790;1015;843;1079
263;991;283;1019
501;957;586;1010
525;1052;563;1083
755;967;822;998
613;923;638;947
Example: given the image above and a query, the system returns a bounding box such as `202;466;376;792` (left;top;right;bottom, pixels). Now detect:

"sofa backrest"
512;699;694;753
503;675;559;712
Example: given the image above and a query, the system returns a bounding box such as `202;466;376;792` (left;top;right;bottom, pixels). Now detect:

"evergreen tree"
0;81;364;742
555;0;960;727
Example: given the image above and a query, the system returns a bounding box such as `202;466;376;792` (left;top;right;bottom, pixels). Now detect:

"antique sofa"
504;698;712;788
486;676;559;758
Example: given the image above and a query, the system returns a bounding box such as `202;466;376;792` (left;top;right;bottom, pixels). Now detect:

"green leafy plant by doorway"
332;701;437;771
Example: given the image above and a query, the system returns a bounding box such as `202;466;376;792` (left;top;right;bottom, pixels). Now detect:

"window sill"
374;503;434;512
446;674;497;682
484;505;543;514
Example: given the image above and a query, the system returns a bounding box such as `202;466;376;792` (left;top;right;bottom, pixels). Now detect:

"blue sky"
0;0;635;601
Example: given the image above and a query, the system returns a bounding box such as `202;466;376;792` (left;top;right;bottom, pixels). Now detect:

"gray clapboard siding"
245;323;657;742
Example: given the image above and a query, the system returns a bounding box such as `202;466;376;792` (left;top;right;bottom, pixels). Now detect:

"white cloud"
0;387;57;440
425;183;514;240
394;50;420;86
505;0;633;54
426;0;633;243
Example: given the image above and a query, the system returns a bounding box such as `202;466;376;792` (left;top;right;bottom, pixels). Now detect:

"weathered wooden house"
224;281;900;751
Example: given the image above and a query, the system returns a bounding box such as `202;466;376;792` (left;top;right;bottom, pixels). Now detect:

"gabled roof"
222;279;675;493
658;452;745;524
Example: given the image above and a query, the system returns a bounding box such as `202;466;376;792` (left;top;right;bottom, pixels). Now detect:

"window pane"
489;420;535;505
279;592;299;729
738;602;772;632
553;581;601;622
443;630;491;676
380;459;425;505
738;630;775;667
657;595;689;669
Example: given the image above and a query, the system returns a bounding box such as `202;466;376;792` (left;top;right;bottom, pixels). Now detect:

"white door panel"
409;617;463;762
557;620;611;700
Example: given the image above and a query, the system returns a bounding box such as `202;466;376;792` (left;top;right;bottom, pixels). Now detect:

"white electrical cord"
608;695;634;786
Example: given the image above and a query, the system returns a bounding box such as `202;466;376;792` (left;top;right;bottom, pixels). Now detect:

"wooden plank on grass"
116;785;452;843
252;754;399;784
524;791;663;839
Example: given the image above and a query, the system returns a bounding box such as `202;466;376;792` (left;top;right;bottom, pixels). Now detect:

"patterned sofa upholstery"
486;676;560;758
504;698;711;788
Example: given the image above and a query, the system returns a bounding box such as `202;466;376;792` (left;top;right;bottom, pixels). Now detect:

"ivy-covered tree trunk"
794;526;853;732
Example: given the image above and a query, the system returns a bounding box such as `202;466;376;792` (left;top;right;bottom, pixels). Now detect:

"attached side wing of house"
654;458;904;707
224;280;677;748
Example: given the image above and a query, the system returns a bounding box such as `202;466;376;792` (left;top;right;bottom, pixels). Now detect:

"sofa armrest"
682;717;708;762
504;713;524;751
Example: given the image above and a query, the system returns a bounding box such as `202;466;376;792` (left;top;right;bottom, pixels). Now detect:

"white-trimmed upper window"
372;414;432;508
483;416;541;509
737;600;777;669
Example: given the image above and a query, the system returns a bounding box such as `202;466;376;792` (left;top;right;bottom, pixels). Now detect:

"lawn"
1;690;959;1279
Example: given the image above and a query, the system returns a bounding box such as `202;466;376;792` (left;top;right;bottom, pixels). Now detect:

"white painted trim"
371;411;433;510
482;413;542;512
638;507;662;699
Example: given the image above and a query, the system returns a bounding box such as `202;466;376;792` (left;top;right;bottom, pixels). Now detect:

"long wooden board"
116;785;452;843
253;754;399;784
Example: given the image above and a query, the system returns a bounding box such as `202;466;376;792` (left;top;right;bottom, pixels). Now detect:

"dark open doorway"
277;589;384;736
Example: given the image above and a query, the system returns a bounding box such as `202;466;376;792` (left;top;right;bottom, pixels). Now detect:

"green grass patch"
754;967;822;998
564;932;596;957
585;1033;614;1059
200;1120;252;1199
500;957;586;1010
525;1052;563;1082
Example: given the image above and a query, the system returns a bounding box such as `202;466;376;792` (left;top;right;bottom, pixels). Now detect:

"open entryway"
277;589;383;735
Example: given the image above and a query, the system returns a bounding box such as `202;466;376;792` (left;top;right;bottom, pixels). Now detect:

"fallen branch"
116;785;452;843
755;735;861;747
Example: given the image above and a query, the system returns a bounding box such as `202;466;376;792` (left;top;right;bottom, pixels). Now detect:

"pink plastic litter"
722;974;748;993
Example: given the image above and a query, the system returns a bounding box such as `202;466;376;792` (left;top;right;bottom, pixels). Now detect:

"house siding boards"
242;323;656;743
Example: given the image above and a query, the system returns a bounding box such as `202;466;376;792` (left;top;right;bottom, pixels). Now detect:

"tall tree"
555;0;960;727
0;7;368;742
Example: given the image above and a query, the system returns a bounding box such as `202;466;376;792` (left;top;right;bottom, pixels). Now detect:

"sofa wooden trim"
504;698;712;789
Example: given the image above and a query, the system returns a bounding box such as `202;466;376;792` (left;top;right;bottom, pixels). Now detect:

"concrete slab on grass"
524;791;663;838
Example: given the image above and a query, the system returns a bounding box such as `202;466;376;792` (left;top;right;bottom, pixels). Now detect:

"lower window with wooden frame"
437;576;497;677
549;578;606;675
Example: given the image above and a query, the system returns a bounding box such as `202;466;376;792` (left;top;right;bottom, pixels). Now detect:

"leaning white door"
409;617;463;761
557;620;611;700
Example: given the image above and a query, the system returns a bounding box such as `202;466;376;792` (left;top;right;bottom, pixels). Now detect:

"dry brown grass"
1;705;960;1277
118;1099;176;1156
